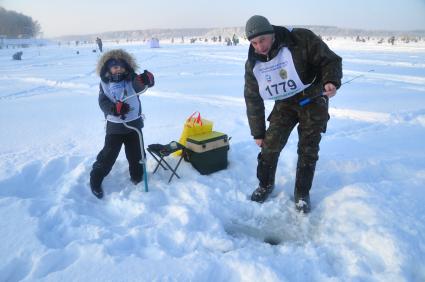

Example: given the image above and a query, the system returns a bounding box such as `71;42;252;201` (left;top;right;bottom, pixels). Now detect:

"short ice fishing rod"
298;69;375;107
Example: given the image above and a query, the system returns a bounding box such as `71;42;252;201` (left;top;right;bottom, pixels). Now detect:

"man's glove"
134;70;155;88
112;101;130;116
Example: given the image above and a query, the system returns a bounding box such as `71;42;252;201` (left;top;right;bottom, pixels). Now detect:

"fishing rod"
298;69;375;107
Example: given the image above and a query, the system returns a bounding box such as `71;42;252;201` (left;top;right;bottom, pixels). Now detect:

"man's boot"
251;154;277;203
294;162;316;213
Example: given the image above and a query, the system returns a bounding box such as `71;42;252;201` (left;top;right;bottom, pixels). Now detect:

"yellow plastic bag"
174;112;213;156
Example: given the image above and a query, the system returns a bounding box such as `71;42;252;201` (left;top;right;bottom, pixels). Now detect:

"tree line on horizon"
0;7;41;38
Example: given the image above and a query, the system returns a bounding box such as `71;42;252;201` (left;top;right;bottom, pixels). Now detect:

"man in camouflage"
244;15;342;213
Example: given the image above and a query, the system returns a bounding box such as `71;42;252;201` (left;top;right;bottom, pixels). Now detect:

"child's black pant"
90;131;144;186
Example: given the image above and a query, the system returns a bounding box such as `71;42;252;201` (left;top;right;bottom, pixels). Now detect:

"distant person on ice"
90;49;154;199
96;37;103;52
12;51;23;60
244;15;342;213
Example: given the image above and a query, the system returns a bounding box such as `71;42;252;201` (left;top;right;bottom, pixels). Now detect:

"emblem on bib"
279;69;287;80
266;74;272;83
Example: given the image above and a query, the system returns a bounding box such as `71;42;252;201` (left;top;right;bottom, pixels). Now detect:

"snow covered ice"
0;39;424;281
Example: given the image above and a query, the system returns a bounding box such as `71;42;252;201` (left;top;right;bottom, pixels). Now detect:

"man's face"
110;65;125;74
250;34;274;55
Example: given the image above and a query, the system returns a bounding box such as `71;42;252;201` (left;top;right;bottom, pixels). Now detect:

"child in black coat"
90;49;154;199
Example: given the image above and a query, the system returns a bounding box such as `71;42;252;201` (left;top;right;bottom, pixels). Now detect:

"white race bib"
253;47;312;101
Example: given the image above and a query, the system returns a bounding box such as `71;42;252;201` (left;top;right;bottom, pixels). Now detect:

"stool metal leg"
161;158;181;182
167;156;184;183
147;150;168;173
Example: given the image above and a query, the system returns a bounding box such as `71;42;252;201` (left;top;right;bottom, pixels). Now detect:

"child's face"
110;65;126;74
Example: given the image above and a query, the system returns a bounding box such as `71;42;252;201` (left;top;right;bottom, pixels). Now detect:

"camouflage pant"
261;95;330;168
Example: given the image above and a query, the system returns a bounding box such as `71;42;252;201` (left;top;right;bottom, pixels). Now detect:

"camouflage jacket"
244;26;342;139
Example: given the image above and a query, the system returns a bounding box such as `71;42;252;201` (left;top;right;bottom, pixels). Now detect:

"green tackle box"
185;131;229;175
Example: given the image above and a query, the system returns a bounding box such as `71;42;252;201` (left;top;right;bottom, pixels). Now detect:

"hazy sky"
2;0;425;37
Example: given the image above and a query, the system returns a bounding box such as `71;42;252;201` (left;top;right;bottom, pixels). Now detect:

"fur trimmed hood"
96;49;139;80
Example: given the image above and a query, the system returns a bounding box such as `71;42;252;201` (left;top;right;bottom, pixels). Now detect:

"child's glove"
134;70;155;88
112;101;130;116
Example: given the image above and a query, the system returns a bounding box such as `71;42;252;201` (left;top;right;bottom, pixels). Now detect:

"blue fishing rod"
298;69;375;107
